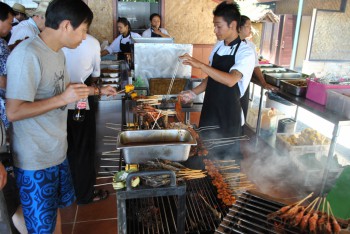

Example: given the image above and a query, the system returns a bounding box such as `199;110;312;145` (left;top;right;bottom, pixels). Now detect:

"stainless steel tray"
265;73;302;87
117;129;197;163
280;79;307;97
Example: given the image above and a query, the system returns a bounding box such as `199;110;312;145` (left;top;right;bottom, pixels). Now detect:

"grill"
215;191;302;234
117;170;228;234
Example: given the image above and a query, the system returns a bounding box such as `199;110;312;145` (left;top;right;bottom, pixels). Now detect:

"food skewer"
300;197;319;231
199;194;222;220
328;201;341;234
267;192;313;220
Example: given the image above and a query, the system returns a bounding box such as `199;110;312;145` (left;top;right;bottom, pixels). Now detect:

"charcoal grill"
117;170;228;234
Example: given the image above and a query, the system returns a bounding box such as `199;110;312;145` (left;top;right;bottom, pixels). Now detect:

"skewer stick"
104;136;118;138
309;197;319;212
94;182;113;187
322;197;326;213
328;201;336;219
96;176;114;179
106;123;121;125
295;192;314;206
316;197;323;211
304;197;319;212
213;160;236;163
327;201;330;222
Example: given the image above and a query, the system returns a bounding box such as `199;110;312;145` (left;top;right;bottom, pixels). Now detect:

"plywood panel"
87;0;114;43
164;0;218;44
276;0;342;16
309;3;350;61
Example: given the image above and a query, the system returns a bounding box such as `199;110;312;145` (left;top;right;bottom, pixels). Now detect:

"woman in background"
142;13;170;38
239;15;276;120
101;17;141;60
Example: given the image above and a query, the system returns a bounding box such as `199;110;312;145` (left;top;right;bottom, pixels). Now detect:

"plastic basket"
149;78;188;95
276;133;330;157
306;79;350;105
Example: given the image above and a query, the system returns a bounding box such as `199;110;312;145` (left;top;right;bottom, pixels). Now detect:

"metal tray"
265;73;302;87
117;129;197;163
280;79;307;97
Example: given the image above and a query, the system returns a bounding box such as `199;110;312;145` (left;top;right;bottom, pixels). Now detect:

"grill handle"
125;170;177;191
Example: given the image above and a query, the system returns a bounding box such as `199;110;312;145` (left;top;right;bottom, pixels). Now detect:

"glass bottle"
73;98;87;122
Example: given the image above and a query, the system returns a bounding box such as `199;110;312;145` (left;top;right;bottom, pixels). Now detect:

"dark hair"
45;0;93;30
0;2;15;21
150;13;161;21
117;17;131;35
240;15;250;27
213;1;241;32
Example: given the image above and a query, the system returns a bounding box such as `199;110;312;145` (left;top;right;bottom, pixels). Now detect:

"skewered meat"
317;213;327;233
291;206;306;226
267;204;295;220
203;159;236;206
331;216;341;234
308;211;319;234
300;210;311;231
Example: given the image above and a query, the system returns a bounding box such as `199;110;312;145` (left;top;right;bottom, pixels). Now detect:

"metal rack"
251;79;350;196
116;170;186;234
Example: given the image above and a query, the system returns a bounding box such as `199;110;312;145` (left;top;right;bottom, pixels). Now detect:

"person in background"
179;2;255;159
2;3;26;43
6;0;92;233
11;3;27;26
8;1;49;46
101;17;141;61
142;13;170;38
0;3;27;233
63;34;116;204
239;15;276;119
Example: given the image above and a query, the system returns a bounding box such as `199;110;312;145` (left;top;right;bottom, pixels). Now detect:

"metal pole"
290;0;304;70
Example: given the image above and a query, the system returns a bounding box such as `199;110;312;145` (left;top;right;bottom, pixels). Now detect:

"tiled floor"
60;186;118;234
60;99;120;234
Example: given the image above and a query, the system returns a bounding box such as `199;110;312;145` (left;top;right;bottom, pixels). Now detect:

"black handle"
125;170;176;191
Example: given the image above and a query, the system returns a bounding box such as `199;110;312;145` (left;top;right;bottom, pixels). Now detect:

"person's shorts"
14;159;75;234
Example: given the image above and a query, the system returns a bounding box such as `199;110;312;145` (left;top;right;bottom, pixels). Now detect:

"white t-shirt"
62;34;101;110
9;18;39;45
246;39;259;67
142;28;169;37
208;39;255;125
105;32;141;54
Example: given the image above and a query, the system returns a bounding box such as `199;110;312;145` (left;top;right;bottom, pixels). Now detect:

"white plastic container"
265;92;297;118
326;89;350;119
246;107;285;136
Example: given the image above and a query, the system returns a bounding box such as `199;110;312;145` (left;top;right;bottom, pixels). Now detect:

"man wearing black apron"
179;2;255;160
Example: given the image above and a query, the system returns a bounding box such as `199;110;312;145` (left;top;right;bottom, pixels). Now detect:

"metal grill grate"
215;191;304;234
125;177;228;234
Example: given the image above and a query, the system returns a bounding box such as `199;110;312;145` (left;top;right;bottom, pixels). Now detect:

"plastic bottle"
73;98;87;122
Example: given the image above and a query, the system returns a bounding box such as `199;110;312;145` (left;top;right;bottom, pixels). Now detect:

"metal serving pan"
117;129;197;163
265;73;302;87
280;79;308;97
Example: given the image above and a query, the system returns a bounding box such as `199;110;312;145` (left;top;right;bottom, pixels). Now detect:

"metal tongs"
203;135;250;150
163;58;181;101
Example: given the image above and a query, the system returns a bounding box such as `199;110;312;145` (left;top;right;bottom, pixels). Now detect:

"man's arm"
253;67;277;91
6;83;89;122
180;53;241;87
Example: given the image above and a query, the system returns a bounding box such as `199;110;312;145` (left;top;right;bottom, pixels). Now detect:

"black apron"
151;28;162;38
119;34;131;60
199;37;243;159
